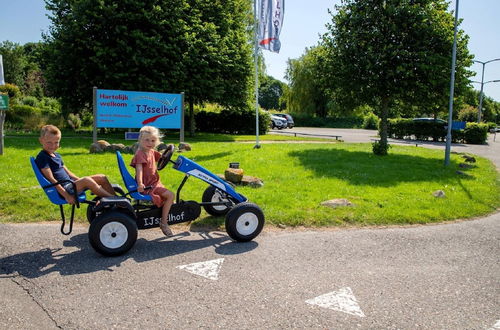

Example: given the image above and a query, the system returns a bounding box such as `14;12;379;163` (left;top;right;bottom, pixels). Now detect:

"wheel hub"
100;221;128;249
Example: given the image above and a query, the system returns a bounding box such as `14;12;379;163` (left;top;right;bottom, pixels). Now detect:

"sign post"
0;94;9;155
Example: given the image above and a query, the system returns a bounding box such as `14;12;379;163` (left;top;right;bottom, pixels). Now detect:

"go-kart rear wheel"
225;202;264;242
202;186;231;216
86;186;127;223
88;211;138;256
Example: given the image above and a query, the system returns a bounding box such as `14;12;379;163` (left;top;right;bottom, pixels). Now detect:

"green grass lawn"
1;135;499;228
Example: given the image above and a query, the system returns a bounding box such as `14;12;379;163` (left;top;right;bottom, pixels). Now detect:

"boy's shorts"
62;181;76;195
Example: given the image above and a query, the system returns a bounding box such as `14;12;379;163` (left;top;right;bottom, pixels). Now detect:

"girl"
131;126;175;236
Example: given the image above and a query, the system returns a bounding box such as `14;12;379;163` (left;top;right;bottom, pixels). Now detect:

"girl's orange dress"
130;149;169;207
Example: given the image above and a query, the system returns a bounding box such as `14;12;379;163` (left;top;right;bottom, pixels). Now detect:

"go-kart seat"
116;151;152;201
30;157;87;235
30;157;87;205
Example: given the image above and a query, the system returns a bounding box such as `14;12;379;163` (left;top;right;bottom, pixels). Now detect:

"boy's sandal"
160;222;173;237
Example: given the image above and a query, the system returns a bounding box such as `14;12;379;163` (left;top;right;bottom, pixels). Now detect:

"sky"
1;0;499;102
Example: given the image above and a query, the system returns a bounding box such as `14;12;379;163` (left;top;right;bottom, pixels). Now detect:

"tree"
43;0;253;127
285;46;332;117
0;41;27;88
259;75;286;110
322;0;473;154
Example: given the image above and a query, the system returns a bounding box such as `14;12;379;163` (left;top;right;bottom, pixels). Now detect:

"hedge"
388;119;489;144
195;110;270;135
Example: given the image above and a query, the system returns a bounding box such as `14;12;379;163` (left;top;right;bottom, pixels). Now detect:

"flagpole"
253;0;261;149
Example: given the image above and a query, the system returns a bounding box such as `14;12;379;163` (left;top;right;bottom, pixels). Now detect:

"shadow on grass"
0;230;256;278
189;151;234;163
289;148;469;186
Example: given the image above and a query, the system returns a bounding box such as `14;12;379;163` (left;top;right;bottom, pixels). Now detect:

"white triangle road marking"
489;319;500;330
305;287;366;317
176;258;225;280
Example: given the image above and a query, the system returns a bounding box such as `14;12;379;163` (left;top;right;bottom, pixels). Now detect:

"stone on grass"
433;190;446;198
459;163;473;169
462;155;476;163
225;168;244;183
178;142;192;151
241;175;264;188
321;198;353;208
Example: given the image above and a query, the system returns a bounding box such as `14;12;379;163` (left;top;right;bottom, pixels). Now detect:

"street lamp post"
473;58;500;123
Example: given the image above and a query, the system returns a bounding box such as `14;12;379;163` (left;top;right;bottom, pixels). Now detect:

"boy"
35;125;115;204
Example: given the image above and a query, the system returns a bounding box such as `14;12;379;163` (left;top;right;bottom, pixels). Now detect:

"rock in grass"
462;155;476;163
321;198;353;208
224;168;244;183
459;163;473;169
432;190;446;198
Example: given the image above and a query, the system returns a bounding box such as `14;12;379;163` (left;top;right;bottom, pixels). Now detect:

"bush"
67;113;82;130
363;113;379;130
38;97;62;116
372;140;390;155
20;95;38;107
463;123;488;144
486;122;497;131
388;118;446;141
5;104;45;129
457;105;478;122
0;83;21;102
195;110;270;135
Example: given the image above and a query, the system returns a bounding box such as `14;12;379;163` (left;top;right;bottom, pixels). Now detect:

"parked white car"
270;115;288;129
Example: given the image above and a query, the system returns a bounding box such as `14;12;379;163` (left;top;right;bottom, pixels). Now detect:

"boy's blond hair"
138;126;162;146
40;125;61;138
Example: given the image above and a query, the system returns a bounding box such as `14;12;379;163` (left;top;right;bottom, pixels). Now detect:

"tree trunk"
376;96;390;155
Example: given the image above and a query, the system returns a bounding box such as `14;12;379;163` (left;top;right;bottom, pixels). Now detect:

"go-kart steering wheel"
157;144;175;171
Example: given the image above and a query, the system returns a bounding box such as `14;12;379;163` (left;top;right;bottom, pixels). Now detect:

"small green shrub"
372;140;390;155
463;123;488;144
38;97;62;116
5;104;45;129
67;113;82;130
0;83;21;102
20;96;38;107
363;113;379;130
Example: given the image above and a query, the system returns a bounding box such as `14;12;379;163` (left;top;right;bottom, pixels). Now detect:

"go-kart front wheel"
88;211;138;256
225;203;264;242
202;186;231;216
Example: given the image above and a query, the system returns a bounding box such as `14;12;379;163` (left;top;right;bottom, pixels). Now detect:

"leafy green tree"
285;46;331;117
43;0;253;128
0;41;27;88
322;0;473;154
259;75;286;110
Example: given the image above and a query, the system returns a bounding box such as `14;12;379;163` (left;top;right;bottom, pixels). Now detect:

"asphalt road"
1;129;499;329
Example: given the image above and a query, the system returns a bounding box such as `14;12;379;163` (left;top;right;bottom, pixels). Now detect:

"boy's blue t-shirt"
35;150;72;183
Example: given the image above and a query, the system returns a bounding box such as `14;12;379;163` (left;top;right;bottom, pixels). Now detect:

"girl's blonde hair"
138;126;162;146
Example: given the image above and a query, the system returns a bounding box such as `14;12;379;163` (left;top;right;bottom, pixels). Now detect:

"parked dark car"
274;113;294;128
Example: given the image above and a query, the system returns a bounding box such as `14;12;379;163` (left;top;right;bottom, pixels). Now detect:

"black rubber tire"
202;185;231;216
225;202;264;242
86;186;127;223
88;211;138;256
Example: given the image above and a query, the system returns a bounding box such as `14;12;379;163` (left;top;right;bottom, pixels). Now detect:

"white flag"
258;0;285;53
0;55;5;85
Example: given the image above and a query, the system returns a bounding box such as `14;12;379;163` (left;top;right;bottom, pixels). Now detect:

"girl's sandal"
160;222;173;237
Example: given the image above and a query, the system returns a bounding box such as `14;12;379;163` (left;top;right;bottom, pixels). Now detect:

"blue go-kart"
31;145;265;256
